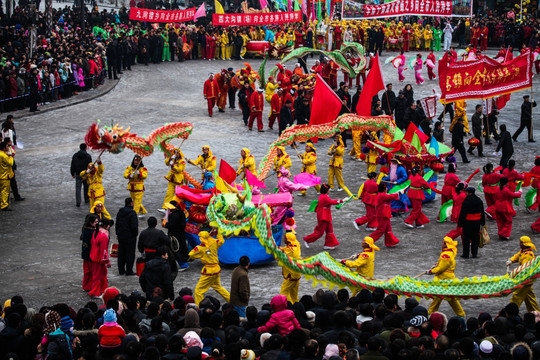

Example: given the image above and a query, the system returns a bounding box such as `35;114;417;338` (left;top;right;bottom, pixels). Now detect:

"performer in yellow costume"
188;145;217;180
427;237;466;317
0;141;14;210
274;146;292;174
237;148;256;180
299;141;319;195
365;132;379;174
450;100;469;133
342;237;379;294
265;78;279;103
189;229;230;305
124;155;148;215
220;31;229;60
507;236;540;312
328;135;345;191
81;160;111;219
162;148;185;208
279;232;302;304
241;31;250;58
424;25;433;51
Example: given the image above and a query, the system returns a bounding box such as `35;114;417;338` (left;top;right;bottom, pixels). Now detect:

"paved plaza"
1;51;540;317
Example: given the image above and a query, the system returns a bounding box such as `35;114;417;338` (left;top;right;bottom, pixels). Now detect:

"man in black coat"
451;117;470;163
238;82;253;126
403;103;419;129
138;216;171;261
394;91;408;129
496;124;514;169
279;100;294;136
164;200;189;271
381;83;396;116
70;143;92;207
467;104;486;157
296;96;311;125
116;197;139;276
458;187;485;259
139;246;174;300
513;95;537;142
106;39;119;79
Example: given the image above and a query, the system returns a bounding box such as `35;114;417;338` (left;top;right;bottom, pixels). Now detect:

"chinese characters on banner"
361;0;452;18
212;11;302;26
439;51;532;102
129;7;196;23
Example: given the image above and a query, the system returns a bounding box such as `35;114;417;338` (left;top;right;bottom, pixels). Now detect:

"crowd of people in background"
3;2;540;113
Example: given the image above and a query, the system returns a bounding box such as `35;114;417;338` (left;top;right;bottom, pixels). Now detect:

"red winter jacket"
98;323;125;347
257;295;301;335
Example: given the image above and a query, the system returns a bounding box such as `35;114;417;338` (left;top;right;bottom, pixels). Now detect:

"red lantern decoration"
468;137;481;148
430;162;445;173
189;204;207;224
359;153;367;161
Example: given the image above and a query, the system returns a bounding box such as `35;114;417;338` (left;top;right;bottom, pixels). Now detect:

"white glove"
169;160;174;165
506;260;512;266
129;173;134;179
342;197;350;202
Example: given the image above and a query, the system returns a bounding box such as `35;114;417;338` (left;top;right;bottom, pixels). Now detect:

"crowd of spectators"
1;287;540;360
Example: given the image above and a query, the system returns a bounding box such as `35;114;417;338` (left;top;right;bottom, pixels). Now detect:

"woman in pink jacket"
257;294;301;335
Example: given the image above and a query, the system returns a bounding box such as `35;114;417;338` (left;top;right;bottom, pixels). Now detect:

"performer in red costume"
248;88;265;132
404;167;431;228
530;157;540;233
303;183;346;250
482;163;503;218
368;183;400;247
354;172;379;231
203;73;219;117
494;177;522;240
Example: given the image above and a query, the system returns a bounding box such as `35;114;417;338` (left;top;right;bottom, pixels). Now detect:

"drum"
389;38;398;44
246;41;270;57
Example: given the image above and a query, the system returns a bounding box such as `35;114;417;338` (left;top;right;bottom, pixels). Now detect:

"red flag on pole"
356;53;385;116
219;159;237;184
309;74;343;126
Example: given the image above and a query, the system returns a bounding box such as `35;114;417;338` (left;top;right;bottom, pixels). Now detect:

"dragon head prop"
85;122;134;154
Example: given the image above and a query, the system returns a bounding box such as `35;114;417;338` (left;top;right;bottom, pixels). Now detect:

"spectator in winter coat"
71;143;92;207
257;295;301;336
115;197;139;276
98;309;125;357
139;246;175;301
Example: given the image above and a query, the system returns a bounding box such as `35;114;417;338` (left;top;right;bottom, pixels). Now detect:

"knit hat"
102;287;120;304
184;331;203;349
405;298;419;310
520;236;537;251
241;349;255;360
306;311;316;325
45;311;61;334
511;342;533;360
104;309;117;323
409;315;428;327
260;332;272;348
186;346;202;360
60;315;74;334
479;340;493;354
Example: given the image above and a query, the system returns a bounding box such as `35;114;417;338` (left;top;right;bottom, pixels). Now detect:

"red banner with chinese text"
361;0;452;18
439;50;532;102
212;11;302;26
129;7;196;23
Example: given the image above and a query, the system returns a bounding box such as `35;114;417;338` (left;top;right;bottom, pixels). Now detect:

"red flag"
245;170;267;188
309;74;343;126
495;94;511;110
356;53;385;115
219;159;237;184
403;122;430;146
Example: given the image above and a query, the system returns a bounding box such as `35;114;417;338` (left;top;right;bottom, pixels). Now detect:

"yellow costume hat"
306;141;316;151
285;231;299;245
364;237;380;251
202;145;211;150
520;236;537;251
91;200;104;213
443;236;458;254
242;148;251;155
